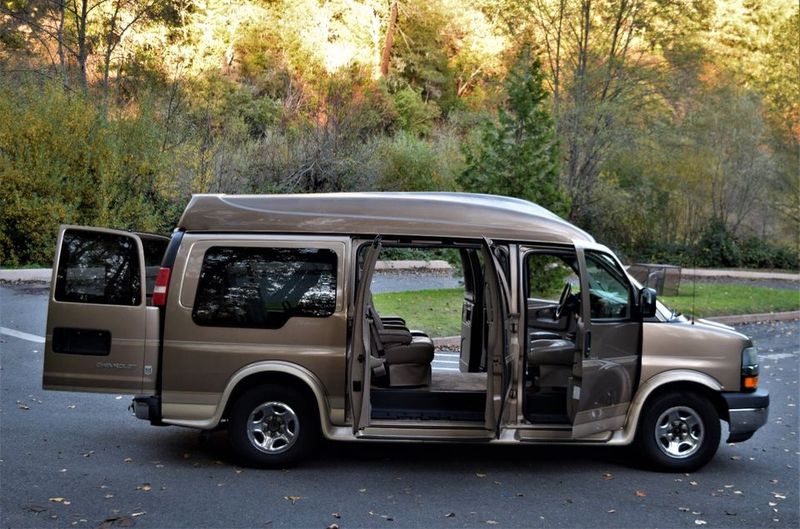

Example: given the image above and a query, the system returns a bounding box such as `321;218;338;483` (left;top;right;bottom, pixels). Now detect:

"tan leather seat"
368;311;434;387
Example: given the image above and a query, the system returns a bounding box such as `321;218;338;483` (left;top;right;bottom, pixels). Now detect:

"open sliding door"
481;239;513;437
348;237;382;434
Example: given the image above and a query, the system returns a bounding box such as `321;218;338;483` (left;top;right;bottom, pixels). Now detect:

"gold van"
42;192;768;471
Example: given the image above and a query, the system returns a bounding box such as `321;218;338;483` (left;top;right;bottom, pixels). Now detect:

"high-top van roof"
178;192;594;244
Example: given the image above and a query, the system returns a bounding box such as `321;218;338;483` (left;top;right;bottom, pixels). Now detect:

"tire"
635;391;721;472
228;384;318;468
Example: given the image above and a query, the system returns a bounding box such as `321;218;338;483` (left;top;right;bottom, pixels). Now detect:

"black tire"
228;384;318;468
635;391;721;472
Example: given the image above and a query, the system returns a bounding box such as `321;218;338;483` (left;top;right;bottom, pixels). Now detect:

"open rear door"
570;246;639;438
348;237;382;434
43;226;155;394
481;240;513;437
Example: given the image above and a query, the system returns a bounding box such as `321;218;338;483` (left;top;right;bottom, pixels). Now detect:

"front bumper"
721;388;769;443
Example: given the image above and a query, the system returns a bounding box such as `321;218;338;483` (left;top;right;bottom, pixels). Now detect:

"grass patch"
373;288;464;338
373;284;799;337
659;283;799;317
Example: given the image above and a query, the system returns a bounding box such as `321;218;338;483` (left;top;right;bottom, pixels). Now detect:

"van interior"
360;242;585;427
362;242;488;422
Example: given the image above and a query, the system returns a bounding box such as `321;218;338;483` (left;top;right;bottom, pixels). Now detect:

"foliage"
0;80;173;265
460;45;569;216
0;0;798;268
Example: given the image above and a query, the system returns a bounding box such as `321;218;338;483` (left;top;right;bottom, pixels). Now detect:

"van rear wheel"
229;384;317;468
635;391;720;472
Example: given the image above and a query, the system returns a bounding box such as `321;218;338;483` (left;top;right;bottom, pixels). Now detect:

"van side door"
482;240;514;436
43;226;165;394
349;237;382;433
571;246;640;438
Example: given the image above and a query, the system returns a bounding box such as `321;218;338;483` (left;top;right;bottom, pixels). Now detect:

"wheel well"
643;381;729;423
221;372;320;425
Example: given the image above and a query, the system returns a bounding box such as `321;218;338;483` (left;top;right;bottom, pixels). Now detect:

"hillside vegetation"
1;0;797;267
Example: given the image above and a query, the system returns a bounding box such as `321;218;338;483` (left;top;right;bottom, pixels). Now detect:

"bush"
0;80;173;265
372;131;461;192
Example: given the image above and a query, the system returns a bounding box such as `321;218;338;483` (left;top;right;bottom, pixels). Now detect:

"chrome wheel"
655;405;704;459
247;401;299;454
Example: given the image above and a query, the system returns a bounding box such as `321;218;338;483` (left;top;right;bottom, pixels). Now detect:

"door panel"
348;238;381;433
43;226;150;394
481;240;513;436
571;248;640;438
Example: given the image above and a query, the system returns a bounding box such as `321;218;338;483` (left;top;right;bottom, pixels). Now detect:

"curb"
705;311;800;325
0;268;51;282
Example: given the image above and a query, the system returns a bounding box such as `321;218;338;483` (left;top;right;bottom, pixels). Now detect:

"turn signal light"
153;267;171;307
742;375;759;390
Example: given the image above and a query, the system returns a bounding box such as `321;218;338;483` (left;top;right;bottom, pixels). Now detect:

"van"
42;192;768;471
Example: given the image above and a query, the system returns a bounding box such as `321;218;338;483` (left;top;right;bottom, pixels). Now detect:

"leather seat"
368;309;434;388
529;338;574;366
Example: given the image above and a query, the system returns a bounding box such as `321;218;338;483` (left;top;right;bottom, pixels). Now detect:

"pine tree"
460;45;569;217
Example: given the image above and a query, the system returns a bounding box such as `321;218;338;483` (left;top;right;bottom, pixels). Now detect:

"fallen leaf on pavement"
694;520;707;526
136;483;152;492
331;512;341;519
679;507;690;512
445;512;455;517
607;509;616;514
130;512;145;517
123;458;132;463
48;498;66;503
635;490;647;497
602;473;613;480
476;473;487;478
284;496;301;504
17;402;30;410
326;525;339;529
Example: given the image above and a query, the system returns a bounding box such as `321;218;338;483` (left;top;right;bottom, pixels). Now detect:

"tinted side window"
55;230;142;306
193;247;337;329
141;237;169;298
585;252;632;320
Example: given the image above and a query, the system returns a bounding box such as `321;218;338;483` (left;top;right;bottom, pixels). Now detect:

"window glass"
55;230;142;306
141;237;168;298
585;252;632;320
193;247;337;328
527;253;579;300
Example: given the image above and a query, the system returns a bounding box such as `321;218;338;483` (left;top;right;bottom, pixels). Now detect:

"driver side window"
585;251;632;321
526;253;580;300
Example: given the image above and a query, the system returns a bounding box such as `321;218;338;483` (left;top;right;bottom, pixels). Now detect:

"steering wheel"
554;281;572;319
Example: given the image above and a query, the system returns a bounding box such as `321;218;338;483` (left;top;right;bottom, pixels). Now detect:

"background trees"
0;0;797;268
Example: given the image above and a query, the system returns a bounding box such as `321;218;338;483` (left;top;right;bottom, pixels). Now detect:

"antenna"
690;216;698;325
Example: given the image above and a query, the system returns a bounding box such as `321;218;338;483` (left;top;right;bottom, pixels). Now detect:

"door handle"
584;331;592;359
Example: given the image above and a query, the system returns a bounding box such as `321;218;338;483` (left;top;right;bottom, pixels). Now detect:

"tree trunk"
77;0;89;90
380;1;398;77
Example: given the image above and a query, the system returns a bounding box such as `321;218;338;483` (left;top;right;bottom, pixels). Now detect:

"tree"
460;45;569;216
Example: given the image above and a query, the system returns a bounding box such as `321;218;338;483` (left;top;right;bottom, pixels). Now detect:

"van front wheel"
636;391;720;472
229;385;317;468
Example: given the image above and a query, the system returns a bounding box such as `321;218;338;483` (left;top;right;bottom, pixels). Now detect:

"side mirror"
640;287;657;319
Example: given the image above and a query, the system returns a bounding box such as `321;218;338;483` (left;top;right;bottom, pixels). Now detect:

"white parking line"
433;359;459;365
432;367;460;372
435;352;460;358
0;327;45;344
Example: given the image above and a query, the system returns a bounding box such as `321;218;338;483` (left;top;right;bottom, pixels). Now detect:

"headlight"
741;346;759;390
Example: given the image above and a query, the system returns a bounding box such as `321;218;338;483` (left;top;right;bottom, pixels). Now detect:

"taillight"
153;267;171;307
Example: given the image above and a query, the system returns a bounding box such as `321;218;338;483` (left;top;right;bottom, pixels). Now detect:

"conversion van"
42;192;768;471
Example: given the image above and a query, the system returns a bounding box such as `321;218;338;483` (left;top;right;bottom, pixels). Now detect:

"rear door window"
192;246;337;329
54;230;142;306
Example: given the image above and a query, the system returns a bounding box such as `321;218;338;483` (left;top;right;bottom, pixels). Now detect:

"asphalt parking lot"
1;283;797;529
